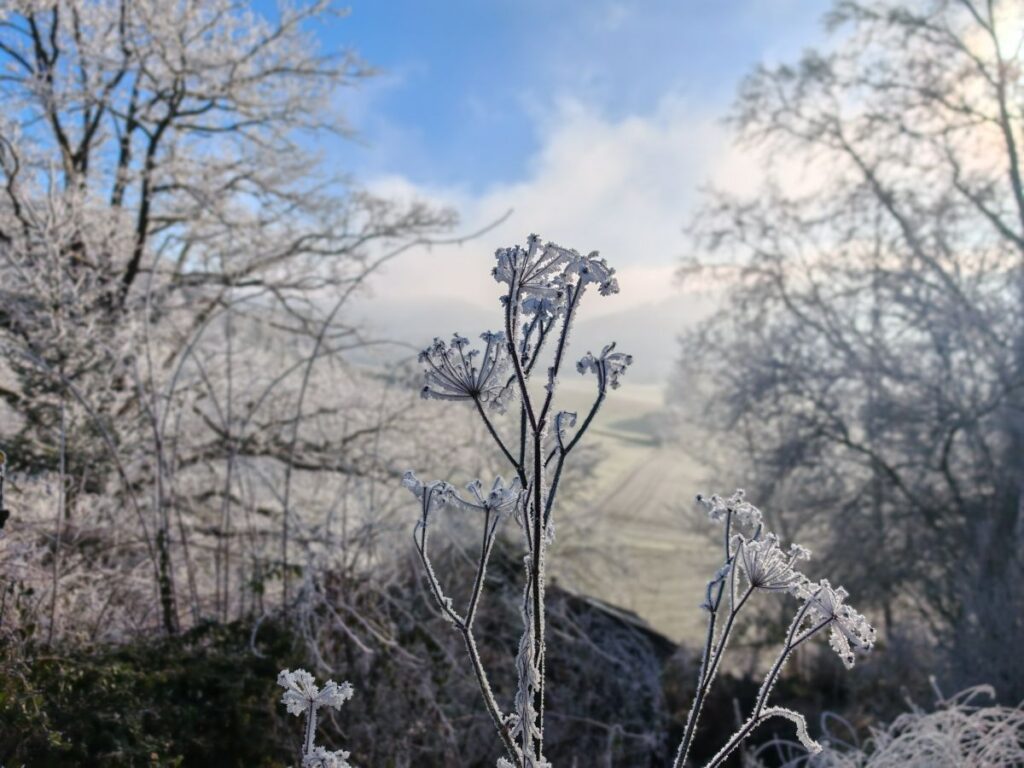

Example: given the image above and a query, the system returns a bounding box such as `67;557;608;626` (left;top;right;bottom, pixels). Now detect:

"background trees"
0;0;456;639
678;0;1024;698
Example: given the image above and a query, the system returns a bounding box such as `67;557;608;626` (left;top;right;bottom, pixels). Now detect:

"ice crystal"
420;331;512;411
576;342;633;389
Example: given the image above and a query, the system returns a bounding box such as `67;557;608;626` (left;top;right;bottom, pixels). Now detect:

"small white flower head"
401;471;454;507
696;489;762;526
789;542;811;561
419;331;512;412
737;533;806;592
802;580;876;669
303;746;354;768
493;234;574;301
462;476;523;517
277;669;354;717
565;251;619;296
576;342;633;389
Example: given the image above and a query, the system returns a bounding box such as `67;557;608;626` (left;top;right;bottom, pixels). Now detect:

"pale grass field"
551;382;717;644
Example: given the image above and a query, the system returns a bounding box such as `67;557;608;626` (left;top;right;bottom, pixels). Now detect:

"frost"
565;251;619;296
461;476;524;518
405;235;632;766
420;332;512;411
737;533;807;593
576;342;633;389
672;492;874;768
278;669;356;766
696;488;762;526
800;579;877;669
303;746;354;768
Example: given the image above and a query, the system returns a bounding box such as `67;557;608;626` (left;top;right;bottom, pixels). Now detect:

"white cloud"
351;90;836;386
362;94;745;318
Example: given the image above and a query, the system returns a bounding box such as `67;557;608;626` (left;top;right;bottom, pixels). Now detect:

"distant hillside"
348;292;713;385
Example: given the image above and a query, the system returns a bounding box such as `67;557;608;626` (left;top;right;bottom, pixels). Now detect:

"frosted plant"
404;235;631;767
750;685;1024;768
671;490;875;768
278;668;355;768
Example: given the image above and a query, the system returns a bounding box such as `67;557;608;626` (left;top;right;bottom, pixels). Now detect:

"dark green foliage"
0;621;301;767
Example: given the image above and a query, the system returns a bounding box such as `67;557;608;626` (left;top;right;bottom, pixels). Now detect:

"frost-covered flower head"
737;533;809;593
576;342;633;389
402;471;454;514
278;669;356;766
420;331;512;412
303;746;353;768
460;476;523;517
493;233;573;299
800;579;876;669
566;251;619;296
494;235;620;314
697;489;763;527
278;669;354;717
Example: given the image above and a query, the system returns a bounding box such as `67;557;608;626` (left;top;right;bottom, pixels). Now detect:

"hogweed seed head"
420;332;512;412
576;342;633;389
698;489;762;526
566;251;619;296
462;476;523;517
303;746;354;768
800;579;876;669
278;669;353;717
278;669;356;767
737;533;807;593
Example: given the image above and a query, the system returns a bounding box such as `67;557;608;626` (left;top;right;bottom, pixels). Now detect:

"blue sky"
268;0;832;192
258;1;836;381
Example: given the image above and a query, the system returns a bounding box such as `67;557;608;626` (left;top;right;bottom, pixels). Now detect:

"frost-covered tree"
404;235;631;767
0;0;455;638
677;0;1024;694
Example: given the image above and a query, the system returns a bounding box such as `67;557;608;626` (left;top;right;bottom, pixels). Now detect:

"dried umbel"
278;669;355;768
672;492;875;768
405;235;631;767
420;332;513;411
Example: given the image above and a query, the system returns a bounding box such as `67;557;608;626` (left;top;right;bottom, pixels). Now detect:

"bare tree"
678;0;1024;693
0;0;456;638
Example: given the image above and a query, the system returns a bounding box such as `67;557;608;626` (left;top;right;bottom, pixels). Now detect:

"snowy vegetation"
1;0;1022;765
749;686;1024;767
402;239;876;767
